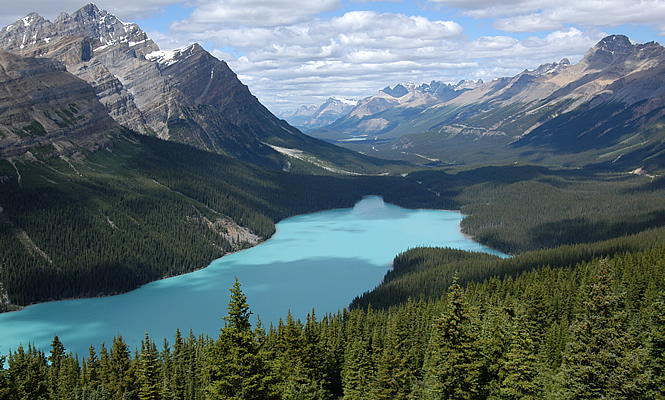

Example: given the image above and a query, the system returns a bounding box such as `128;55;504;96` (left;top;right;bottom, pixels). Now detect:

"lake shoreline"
0;196;498;316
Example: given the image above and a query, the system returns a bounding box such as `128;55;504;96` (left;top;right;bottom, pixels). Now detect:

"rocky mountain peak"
581;34;635;68
146;43;204;67
0;12;52;50
595;34;633;54
382;84;410;98
53;3;152;53
0;49;120;159
0;3;155;58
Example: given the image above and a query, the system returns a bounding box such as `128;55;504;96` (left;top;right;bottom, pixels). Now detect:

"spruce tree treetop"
224;277;252;334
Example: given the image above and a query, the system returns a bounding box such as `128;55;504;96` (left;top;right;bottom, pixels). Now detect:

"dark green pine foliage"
48;335;66;398
46;336;79;400
7;343;48;399
272;311;331;400
206;277;277;400
58;353;80;399
341;310;374;400
82;345;101;397
0;355;9;399
477;303;511;399
498;306;543;400
424;277;482;400
138;332;161;400
559;259;649;400
315;312;345;398
108;335;137;399
370;306;417;400
647;291;665;399
303;311;337;399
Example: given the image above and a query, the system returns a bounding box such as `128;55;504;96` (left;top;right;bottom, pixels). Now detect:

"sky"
2;0;664;114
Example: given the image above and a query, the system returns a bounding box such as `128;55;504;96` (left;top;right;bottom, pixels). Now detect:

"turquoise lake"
0;196;505;358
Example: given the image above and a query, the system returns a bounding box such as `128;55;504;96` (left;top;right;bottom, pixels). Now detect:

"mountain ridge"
0;49;124;159
0;4;398;173
308;34;665;170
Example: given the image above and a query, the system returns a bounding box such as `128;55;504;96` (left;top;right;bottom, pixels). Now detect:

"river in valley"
0;196;505;358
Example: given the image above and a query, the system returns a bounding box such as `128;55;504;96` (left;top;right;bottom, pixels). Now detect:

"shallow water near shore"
0;196;505;357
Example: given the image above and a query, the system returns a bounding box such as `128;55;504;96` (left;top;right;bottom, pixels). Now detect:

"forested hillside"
407;164;665;253
0;131;430;310
1;240;663;400
3;131;665;311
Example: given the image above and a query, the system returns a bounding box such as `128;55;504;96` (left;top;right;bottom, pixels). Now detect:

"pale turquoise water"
0;196;505;357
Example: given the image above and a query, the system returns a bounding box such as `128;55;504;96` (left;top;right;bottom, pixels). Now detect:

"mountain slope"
0;49;123;159
280;97;357;133
0;40;427;309
313;80;480;142
0;4;399;173
312;35;665;170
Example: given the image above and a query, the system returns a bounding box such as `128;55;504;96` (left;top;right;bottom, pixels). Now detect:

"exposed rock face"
313;80;478;139
281;97;357;132
0;4;313;168
0;50;120;158
0;4;161;138
310;35;665;168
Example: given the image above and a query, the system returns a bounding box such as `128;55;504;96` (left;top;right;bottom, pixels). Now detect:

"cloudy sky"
2;1;664;114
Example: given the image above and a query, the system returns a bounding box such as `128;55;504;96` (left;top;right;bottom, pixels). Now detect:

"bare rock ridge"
0;49;121;158
280;97;358;133
308;34;665;169
0;4;317;168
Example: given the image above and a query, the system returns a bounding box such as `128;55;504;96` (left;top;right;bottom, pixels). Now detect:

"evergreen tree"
7;343;48;399
82;345;100;398
559;259;649;399
647;291;665;399
168;329;186;400
371;307;416;400
341;332;373;400
498;306;543;400
48;335;66;399
138;332;161;400
206;277;277;400
274;312;329;400
424;277;482;400
108;335;136;399
0;355;8;400
478;304;511;399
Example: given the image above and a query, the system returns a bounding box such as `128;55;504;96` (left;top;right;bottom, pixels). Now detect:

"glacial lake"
0;196;505;358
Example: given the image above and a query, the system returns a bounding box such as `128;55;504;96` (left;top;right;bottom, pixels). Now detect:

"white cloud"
0;0;183;27
2;0;661;114
430;0;665;32
175;0;342;28
225;26;603;112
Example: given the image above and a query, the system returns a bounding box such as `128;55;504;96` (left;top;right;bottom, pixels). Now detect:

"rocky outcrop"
281;97;357;132
0;50;120;158
309;35;665;169
0;4;318;168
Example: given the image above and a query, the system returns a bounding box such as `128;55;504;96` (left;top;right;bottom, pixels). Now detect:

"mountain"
310;80;481;142
0;43;428;309
0;4;396;173
311;35;665;170
0;49;125;159
280;97;357;133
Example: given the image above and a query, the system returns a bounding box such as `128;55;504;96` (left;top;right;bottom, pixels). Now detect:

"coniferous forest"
2;129;665;399
0;243;663;400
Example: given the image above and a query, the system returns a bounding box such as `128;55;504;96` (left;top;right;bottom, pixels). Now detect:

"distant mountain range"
0;4;392;173
307;35;665;170
279;97;358;133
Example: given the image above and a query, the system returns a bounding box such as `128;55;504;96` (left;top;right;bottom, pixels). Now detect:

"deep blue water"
0;196;505;358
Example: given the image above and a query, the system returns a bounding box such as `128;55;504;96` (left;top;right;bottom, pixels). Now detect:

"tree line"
0;132;432;310
1;239;663;399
